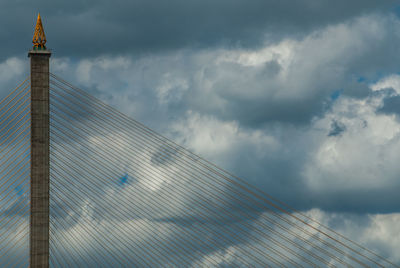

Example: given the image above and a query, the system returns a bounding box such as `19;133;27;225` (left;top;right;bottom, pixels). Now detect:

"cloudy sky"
1;0;400;265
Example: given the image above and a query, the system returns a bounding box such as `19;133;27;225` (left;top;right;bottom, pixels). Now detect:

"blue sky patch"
357;76;366;83
119;174;129;186
15;185;24;197
330;90;342;101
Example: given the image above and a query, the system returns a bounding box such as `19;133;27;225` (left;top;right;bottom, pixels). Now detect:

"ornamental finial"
32;13;47;50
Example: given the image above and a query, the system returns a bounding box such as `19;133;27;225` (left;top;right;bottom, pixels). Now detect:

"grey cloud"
328;120;346;136
378;94;400;116
2;1;400;264
36;13;400;214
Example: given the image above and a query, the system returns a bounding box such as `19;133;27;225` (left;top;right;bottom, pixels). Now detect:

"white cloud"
0;57;28;100
0;57;25;82
48;14;400;132
169;111;279;168
43;13;400;204
303;76;400;191
1;3;400;266
371;74;400;94
190;209;400;266
362;213;400;262
156;73;189;105
303;209;400;264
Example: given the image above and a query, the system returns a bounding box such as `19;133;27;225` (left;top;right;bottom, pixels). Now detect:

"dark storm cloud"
1;1;400;264
43;9;400;214
0;0;398;60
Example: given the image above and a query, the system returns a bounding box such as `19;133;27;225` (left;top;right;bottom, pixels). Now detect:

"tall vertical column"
29;49;51;268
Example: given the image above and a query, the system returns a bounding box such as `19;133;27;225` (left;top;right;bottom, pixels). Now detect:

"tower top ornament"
32;13;47;50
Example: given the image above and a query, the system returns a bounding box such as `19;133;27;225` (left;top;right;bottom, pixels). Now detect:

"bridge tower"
29;13;51;268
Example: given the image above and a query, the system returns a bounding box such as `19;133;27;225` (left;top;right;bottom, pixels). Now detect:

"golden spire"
32;13;47;50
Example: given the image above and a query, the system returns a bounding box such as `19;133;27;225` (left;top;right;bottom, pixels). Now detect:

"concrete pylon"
29;13;51;268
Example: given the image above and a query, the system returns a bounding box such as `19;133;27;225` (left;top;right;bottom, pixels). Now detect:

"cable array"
0;78;30;268
48;73;397;267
